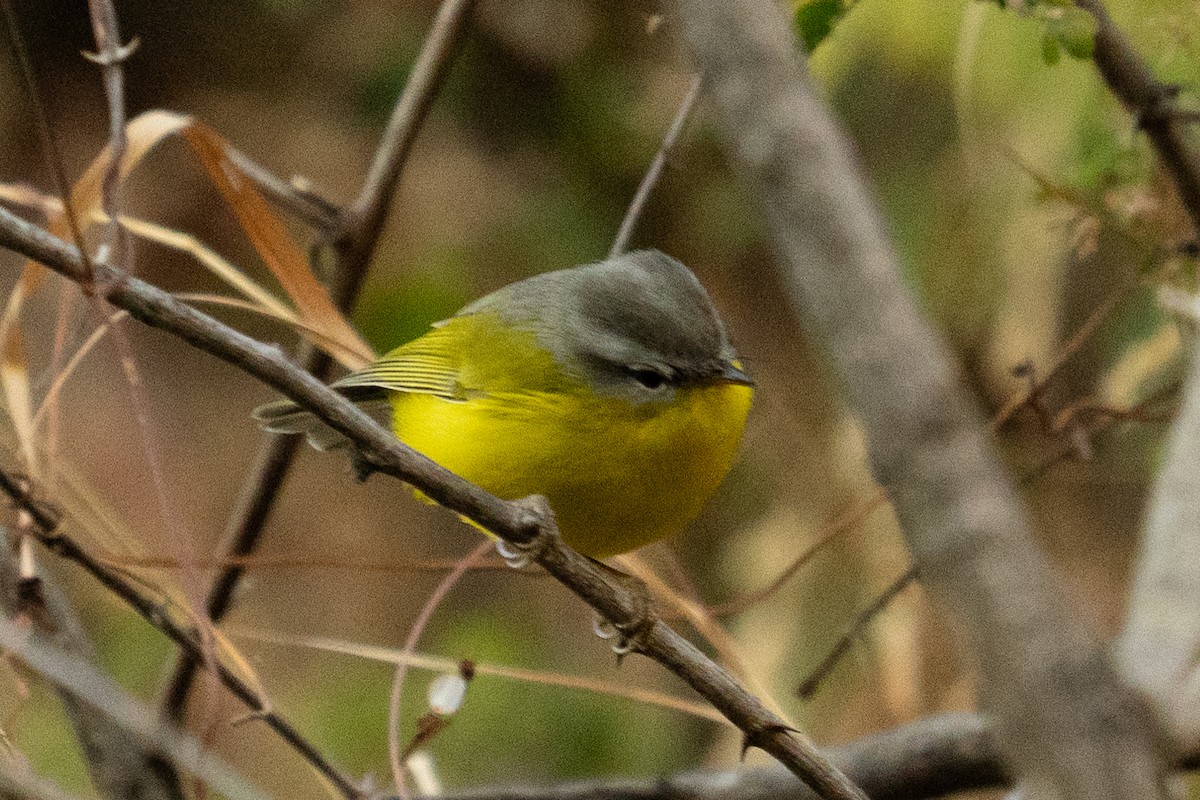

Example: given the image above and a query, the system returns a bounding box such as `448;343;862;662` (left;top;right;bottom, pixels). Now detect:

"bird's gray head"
465;250;751;401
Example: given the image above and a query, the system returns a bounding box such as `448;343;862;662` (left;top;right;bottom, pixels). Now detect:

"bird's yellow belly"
390;384;752;558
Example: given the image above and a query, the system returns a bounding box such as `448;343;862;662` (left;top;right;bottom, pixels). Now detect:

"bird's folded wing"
252;325;471;451
331;330;463;401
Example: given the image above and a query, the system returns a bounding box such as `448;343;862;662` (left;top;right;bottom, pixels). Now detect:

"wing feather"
331;326;463;400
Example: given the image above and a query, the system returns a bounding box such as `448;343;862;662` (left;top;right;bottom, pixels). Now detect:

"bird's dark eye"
628;367;667;390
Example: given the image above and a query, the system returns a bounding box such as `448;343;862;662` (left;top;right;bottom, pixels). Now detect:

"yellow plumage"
355;313;752;557
255;250;754;559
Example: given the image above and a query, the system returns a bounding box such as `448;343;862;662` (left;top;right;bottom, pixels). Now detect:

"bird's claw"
590;570;657;663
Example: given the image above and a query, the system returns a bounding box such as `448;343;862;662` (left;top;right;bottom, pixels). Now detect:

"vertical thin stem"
84;0;135;259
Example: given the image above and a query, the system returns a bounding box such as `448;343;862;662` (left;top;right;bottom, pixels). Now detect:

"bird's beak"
718;359;754;387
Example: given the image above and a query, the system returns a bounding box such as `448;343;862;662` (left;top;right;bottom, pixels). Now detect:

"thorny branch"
0;207;865;800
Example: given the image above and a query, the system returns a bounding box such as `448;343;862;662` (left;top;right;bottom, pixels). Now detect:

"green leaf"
794;0;846;52
1041;32;1062;65
1054;7;1098;60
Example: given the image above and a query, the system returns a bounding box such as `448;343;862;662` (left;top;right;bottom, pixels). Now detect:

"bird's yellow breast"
387;319;752;558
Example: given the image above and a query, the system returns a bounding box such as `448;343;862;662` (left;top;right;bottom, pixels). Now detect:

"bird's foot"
588;563;658;662
494;495;557;569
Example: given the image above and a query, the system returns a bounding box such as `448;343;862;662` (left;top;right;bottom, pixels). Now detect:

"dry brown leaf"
0;264;46;478
32;309;127;435
115;218;291;317
179;121;373;367
0;328;35;480
0;182;61;218
38;110;374;369
0;182;292;323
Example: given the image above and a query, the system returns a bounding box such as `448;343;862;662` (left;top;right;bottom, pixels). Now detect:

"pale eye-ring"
627;367;668;390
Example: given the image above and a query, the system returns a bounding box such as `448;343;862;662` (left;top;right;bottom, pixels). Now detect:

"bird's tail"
252;388;391;452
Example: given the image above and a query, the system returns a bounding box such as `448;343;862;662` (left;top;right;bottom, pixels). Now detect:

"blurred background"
0;0;1195;796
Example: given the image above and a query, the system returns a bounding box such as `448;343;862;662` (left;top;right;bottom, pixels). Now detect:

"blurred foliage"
794;0;857;52
0;0;1197;796
1041;7;1099;63
429;612;701;783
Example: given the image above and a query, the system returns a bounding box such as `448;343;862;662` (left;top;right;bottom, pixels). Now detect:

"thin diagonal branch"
674;1;1169;797
0;0;94;285
0;466;364;800
709;491;887;618
226;149;340;234
991;268;1145;432
0;206;865;800
610;74;704;258
797;566;918;700
0;537;183;800
1078;0;1200;235
158;431;305;723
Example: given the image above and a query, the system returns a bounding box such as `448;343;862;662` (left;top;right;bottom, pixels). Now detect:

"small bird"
254;250;753;558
